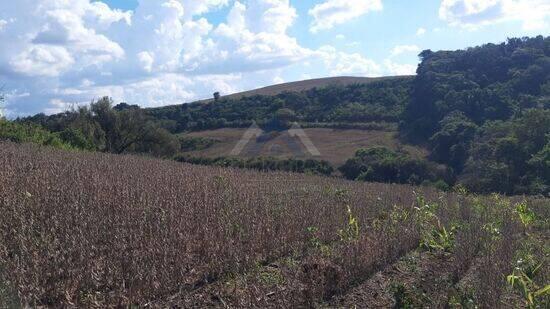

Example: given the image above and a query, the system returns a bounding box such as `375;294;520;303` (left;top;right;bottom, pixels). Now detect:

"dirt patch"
327;250;457;308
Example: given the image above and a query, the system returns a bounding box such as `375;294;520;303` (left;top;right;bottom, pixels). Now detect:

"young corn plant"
507;264;549;308
420;223;456;252
414;193;455;252
338;205;360;242
515;201;536;228
506;248;549;308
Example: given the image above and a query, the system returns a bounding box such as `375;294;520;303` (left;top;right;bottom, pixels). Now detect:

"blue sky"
0;0;548;116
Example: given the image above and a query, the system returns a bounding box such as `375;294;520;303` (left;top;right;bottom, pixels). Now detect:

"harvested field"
0;142;547;308
183;128;427;166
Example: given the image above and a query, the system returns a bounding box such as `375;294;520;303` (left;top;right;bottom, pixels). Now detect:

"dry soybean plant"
0;142;547;308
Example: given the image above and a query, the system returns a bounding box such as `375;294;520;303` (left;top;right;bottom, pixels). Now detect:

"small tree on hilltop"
213;92;221;102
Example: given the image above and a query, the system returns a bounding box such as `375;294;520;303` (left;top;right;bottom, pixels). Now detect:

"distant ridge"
219;76;412;100
169;76;413;107
145;76;413;110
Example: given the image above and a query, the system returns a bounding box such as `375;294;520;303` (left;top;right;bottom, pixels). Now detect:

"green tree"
0;91;5;120
339;147;449;186
429;112;478;171
460;109;550;194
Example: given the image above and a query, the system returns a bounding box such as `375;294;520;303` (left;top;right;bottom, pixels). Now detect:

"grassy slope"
182;128;427;165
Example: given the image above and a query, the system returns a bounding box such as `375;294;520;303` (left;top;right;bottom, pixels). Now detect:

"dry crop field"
183;128;427;166
0;142;548;308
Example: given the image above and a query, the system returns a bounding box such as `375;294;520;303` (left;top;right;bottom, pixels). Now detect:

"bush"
339;147;450;186
0;120;72;149
175;155;334;176
179;136;218;152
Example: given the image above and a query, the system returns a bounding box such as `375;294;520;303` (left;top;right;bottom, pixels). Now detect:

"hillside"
205;76;411;102
142;75;412;132
1;141;548;307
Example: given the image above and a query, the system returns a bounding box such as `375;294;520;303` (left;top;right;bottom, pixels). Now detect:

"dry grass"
183;128;427;165
0;142;546;308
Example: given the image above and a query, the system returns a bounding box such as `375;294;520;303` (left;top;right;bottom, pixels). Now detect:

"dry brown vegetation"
0;142;547;308
183;128;427;165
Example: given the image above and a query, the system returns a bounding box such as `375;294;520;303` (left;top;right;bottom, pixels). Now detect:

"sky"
0;0;549;117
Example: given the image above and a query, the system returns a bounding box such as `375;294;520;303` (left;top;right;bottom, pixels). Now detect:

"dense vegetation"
1;142;547;307
179;136;219;152
0;119;75;149
145;77;412;132
7;36;550;195
22;97;181;157
339;147;451;189
175;155;334;176
402;36;549;194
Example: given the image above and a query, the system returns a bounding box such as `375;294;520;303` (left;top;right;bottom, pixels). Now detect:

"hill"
144;75;413;132
209;76;410;101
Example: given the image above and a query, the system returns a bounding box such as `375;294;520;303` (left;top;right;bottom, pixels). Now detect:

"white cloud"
181;0;229;19
384;60;417;75
319;46;382;77
0;0;421;116
0;0;317;115
10;45;75;77
439;0;550;30
0;0;126;79
335;34;345;40
0;19;7;31
45;98;74;115
137;51;155;73
390;45;421;57
309;0;383;33
273;76;285;84
208;0;309;73
87;1;132;28
416;27;426;36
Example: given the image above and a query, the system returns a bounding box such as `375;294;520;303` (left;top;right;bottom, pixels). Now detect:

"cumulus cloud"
416;27;426;36
207;0;309;74
10;45;75;77
0;0;316;115
439;0;550;30
309;0;383;33
319;46;382;77
384;60;417;75
1;0;126;76
0;0;417;116
390;45;421;57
